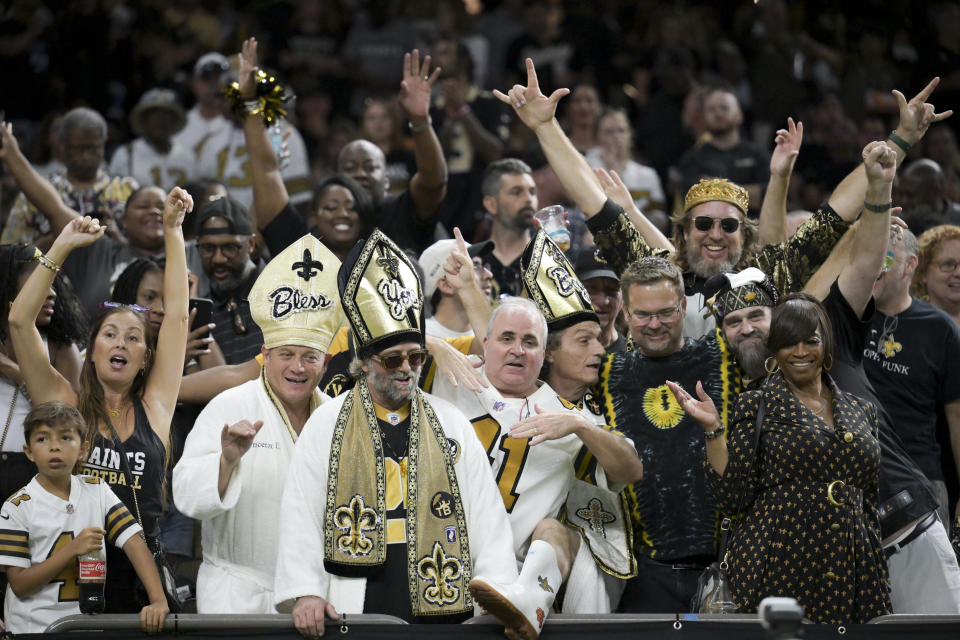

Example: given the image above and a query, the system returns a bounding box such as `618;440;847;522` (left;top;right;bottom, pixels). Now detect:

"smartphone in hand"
189;297;213;332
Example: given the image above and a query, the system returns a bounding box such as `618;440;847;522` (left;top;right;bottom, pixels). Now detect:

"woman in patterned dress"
668;294;890;623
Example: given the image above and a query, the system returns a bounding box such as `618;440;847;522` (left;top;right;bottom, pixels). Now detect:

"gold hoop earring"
823;354;833;372
764;356;779;375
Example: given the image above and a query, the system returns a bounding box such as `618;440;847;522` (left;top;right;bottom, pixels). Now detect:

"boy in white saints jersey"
0;403;166;634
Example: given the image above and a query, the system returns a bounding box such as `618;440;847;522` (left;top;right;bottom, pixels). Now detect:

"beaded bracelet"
35;251;61;274
703;422;725;440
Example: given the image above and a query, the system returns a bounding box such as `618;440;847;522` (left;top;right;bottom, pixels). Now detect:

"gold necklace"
108;408;120;418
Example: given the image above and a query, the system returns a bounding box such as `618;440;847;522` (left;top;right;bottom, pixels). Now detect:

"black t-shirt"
260;195;436;259
862;297;960;481
823;281;939;534
471;239;522;299
430;91;512;239
595;330;742;561
677;140;770;208
361;413;471;624
378;190;438;256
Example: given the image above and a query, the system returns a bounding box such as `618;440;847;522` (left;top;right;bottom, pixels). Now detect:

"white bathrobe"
173;378;327;613
273;389;518;613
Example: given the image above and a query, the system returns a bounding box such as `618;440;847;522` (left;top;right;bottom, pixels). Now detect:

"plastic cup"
534;205;571;251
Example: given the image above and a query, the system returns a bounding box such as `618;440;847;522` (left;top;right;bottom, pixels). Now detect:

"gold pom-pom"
223;70;294;127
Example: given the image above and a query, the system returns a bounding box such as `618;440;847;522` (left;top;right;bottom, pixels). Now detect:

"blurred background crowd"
2;0;960;240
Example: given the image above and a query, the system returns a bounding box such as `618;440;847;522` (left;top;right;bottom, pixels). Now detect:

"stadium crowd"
2;0;960;636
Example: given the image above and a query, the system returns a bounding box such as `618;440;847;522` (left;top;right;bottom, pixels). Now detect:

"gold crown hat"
248;234;344;352
520;228;598;331
684;178;749;215
338;228;424;358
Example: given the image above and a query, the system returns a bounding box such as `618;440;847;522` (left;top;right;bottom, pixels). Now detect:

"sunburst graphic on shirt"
642;384;685;429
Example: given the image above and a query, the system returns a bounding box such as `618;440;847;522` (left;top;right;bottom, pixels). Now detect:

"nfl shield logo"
445;526;457;542
493;401;505;411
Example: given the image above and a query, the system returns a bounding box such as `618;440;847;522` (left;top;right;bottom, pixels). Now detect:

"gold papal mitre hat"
520;228;597;331
249;234;344;352
683;177;749;215
338;228;424;358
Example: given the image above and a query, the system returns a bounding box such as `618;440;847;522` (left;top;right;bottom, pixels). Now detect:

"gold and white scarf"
323;381;473;616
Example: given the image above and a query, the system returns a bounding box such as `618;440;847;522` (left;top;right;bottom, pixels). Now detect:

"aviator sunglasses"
370;349;429;370
693;216;740;233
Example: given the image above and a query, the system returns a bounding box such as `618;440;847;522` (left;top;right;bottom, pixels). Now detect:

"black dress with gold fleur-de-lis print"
705;371;891;624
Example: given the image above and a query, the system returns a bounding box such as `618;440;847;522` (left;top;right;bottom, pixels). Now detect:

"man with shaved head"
897;158;960;228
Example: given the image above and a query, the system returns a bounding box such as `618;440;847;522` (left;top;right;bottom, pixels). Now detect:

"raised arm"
494;58;606;216
235;37;291;231
400;50;447;220
142;188;192;437
758;118;803;246
0;122;79;235
9;217;105;405
594;167;674;251
836;142;897;315
177;357;261;404
828;78;952;221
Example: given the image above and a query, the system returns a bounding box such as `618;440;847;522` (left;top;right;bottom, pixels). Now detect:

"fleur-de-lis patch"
881;334;901;358
334;494;378;557
538;576;554;593
575;498;616;538
417;541;463;606
292;249;324;281
377;252;400;277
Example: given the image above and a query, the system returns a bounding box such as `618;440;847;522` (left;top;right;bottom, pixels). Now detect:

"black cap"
575;247;618;283
196;197;253;236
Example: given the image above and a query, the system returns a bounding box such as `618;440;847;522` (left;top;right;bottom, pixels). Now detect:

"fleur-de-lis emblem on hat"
292;249;324;281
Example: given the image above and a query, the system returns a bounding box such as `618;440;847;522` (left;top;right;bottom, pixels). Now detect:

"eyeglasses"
693;216;740;233
936;259;960;274
225;299;247;335
630;305;681;325
197;242;245;258
370;349;429;370
99;301;152;321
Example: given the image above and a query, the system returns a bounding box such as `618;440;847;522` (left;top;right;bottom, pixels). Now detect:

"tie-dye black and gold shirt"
595;329;742;561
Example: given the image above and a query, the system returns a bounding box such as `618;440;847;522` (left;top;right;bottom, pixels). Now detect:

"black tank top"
81;398;165;535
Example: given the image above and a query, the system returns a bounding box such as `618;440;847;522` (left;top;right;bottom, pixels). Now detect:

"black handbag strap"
716;392;766;564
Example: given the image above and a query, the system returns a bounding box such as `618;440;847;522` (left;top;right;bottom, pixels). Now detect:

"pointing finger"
525;58;539;90
453;226;469;255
